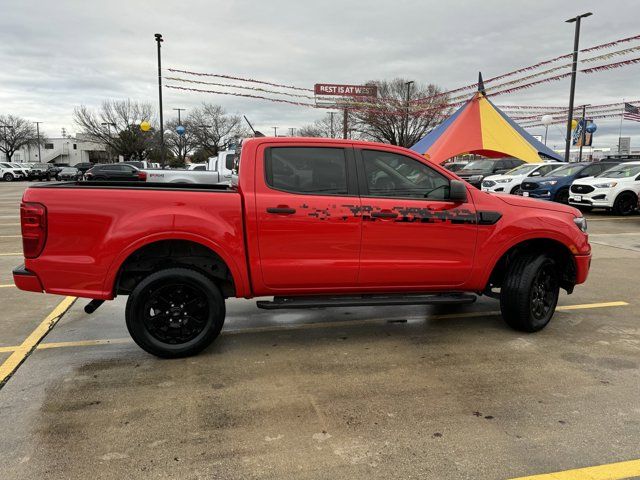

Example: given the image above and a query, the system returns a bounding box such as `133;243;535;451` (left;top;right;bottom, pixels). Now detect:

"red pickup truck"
14;137;591;358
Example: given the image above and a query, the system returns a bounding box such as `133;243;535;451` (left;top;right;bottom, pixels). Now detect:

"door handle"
371;211;398;219
266;206;296;215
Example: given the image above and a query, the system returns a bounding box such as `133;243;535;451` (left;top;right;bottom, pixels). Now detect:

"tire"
3;173;13;182
612;192;637;216
500;253;559;332
125;267;225;358
510;185;522;195
555;188;569;204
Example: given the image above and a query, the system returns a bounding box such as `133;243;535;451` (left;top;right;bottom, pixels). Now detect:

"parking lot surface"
1;181;639;479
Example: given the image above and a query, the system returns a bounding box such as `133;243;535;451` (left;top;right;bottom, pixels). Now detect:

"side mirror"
531;171;541;176
449;180;468;202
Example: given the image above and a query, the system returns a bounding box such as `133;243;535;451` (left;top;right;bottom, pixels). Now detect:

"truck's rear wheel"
500;253;559;332
125;267;225;358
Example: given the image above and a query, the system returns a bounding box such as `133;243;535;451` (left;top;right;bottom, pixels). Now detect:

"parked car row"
471;157;640;215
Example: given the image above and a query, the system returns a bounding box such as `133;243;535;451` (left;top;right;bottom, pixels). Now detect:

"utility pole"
154;33;165;166
342;109;348;139
272;126;278;137
329;112;335;138
173;108;185;125
289;127;295;136
34;122;43;162
101;122;116;162
564;12;592;163
404;80;414;147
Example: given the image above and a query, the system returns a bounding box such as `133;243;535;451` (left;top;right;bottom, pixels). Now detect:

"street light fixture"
563;12;592;162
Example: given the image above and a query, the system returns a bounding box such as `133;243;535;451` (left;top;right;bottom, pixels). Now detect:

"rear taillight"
20;202;47;258
137;171;147;181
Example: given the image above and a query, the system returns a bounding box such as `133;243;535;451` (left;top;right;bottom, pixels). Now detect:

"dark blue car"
520;161;620;204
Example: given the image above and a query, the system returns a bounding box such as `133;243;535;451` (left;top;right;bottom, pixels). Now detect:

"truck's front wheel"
500;253;559;332
125;267;225;358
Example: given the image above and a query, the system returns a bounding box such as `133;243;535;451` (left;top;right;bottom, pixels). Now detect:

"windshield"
545;164;585;177
505;164;538;176
462;160;494;172
596;164;640;178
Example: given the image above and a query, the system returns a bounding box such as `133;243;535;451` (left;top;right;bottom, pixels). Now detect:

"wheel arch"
485;237;577;294
105;233;248;298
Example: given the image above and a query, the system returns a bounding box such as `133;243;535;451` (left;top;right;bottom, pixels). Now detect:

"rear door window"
265;147;349;195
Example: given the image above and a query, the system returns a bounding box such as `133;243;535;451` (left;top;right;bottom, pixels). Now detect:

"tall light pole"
272;126;278;137
34;122;43;162
155;33;165;166
564;12;592;163
173;108;185;125
404;80;414;147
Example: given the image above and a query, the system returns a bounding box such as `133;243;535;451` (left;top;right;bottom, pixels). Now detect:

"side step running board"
256;293;476;310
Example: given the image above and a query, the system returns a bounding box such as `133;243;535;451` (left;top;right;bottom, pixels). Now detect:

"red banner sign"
314;83;377;97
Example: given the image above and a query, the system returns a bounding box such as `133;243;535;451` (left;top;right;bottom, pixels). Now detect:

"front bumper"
569;191;613;209
521;189;552;200
574;254;591;285
12;264;43;293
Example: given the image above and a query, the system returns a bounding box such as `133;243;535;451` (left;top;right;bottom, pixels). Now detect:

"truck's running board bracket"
256;293;476;310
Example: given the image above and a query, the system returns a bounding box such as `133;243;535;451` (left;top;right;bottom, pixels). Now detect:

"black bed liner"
30;181;234;192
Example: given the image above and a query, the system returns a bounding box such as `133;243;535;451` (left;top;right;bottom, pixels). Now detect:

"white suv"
481;162;564;195
569;161;640;215
0;162;27;182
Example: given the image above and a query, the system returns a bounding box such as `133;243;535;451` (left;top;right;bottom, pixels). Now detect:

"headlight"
495;179;511;184
593;182;617;188
573;216;588;233
541;180;557;186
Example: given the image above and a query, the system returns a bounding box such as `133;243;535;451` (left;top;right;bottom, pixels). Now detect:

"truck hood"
493;193;580;216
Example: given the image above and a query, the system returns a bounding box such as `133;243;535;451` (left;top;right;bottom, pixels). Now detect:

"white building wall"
1;135;106;165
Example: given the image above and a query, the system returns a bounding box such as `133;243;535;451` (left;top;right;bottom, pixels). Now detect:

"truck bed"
21;182;250;299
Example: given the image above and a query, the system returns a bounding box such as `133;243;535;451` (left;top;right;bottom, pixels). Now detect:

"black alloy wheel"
555;188;569;204
613;192;637;216
126;267;226;358
500;253;560;332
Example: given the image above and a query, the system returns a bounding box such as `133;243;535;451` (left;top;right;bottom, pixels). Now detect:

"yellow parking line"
0;300;629;354
0;284;16;288
509;458;640;480
0;252;21;256
0;235;21;238
0;296;76;388
556;301;629;310
0;223;19;226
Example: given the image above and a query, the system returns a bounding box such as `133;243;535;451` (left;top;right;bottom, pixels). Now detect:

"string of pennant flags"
166;32;640;125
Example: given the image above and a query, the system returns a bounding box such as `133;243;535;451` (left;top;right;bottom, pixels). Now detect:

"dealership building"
1;134;107;165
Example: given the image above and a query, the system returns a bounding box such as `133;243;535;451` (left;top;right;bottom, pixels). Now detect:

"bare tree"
164;118;199;166
298;112;342;138
0;114;43;162
73;99;156;161
348;79;450;147
189;103;247;156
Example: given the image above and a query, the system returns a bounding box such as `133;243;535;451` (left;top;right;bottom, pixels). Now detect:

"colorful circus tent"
411;79;563;164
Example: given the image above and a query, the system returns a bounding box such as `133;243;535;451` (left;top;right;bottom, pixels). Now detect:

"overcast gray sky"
1;0;639;150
